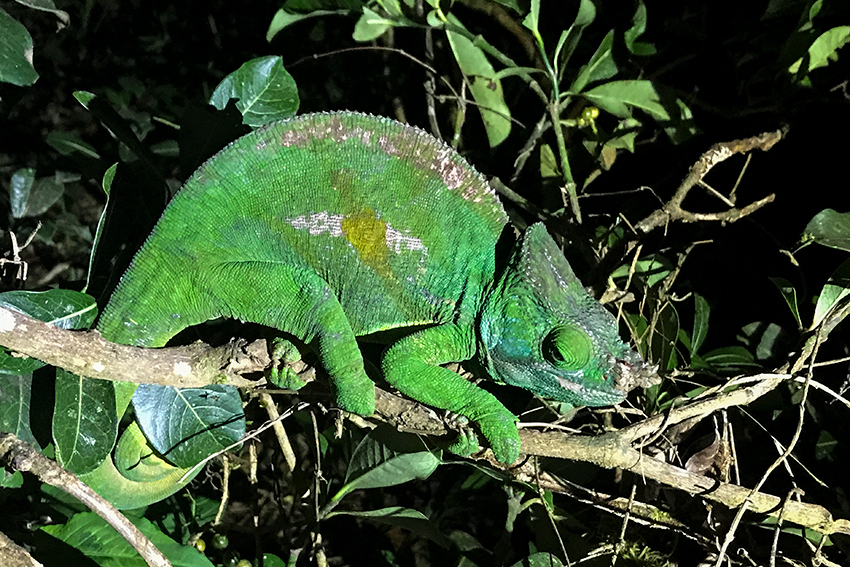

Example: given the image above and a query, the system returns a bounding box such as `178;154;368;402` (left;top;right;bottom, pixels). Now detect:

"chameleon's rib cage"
98;112;509;347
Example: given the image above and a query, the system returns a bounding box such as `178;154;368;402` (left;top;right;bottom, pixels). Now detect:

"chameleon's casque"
89;112;651;507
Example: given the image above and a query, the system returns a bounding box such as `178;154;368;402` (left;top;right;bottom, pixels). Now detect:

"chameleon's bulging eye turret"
543;325;592;370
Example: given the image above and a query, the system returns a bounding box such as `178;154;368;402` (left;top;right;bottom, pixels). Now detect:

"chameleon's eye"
543;325;592;370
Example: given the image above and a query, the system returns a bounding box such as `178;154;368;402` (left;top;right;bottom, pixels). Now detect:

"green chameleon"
83;112;651;508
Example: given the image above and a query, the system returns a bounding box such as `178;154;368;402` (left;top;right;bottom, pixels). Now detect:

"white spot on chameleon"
0;309;16;332
174;361;192;377
385;226;426;254
92;362;105;372
287;211;345;237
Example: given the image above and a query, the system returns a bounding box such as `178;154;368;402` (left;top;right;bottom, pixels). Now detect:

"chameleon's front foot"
477;413;521;464
443;412;521;464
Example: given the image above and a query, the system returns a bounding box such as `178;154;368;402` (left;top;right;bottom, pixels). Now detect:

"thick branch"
0;307;267;388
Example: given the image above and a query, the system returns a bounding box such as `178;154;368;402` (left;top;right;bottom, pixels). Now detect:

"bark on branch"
0;306;267;389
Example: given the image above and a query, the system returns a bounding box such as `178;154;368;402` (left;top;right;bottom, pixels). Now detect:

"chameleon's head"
478;223;653;406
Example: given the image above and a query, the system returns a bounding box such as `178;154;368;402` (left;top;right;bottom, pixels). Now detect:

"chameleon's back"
97;112;509;347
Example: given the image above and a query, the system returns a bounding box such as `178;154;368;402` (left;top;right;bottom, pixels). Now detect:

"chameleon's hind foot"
266;337;308;390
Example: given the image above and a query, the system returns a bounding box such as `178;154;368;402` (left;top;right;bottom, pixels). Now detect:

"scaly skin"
89;112;648;508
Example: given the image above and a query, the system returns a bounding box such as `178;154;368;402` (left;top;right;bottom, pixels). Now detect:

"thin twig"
635;130;783;234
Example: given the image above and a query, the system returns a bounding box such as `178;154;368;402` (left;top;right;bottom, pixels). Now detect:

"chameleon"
82;111;652;508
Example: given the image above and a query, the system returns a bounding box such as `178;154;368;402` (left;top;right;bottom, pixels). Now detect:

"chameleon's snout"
610;351;659;394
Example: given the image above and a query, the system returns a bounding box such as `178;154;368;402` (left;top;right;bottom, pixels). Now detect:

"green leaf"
15;174;67;218
650;303;679;371
570;29;617;93
445;14;511;147
13;0;70;25
352;7;392;41
489;0;520;12
332;426;440;502
802;209;850;252
209;55;300;128
0;7;38;86
551;0;596;71
511;552;566;567
581;80;669;121
700;346;759;373
812;258;850;330
46;131;101;159
769;277;802;329
624;1;656;56
692;293;709;355
85;164;117;292
266;9;320;42
815;430;836;462
132;384;245;468
0;352;45;375
53;368;118;475
330;507;451;548
788;26;850;75
40;512;214;567
0;374;38;446
73;91;165;180
0;289;97;329
9;167;35;218
539;143;559;178
738;322;791;362
521;0;540;37
266;0;364;42
610;256;672;288
1;470;24;488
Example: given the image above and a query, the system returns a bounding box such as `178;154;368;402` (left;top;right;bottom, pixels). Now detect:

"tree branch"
1;304;845;538
0;433;170;567
0;306;267;388
635;130;783;234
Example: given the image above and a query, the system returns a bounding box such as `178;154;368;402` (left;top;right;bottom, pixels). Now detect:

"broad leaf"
512;553;566;567
0;7;38;86
445;14;511;147
700;346;760;373
0;289;97;329
570;29;617;93
582;80;669;121
46;131;101;159
40;512;214;567
802;209;850;252
330;507;451;548
209;55;300;128
9;168;35;218
53;368;118;475
0;289;96;373
692;293;710;355
332;426;440;502
624;1;656;56
788;26;850;75
266;0;365;42
812;258;850;330
0;373;38;446
132;384;245;468
352;7;393;41
14;0;69;25
769;277;802;329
